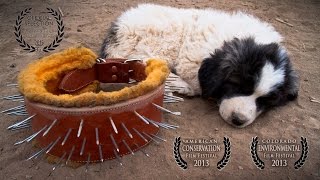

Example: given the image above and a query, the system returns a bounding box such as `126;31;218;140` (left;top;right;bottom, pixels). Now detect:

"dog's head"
198;37;299;128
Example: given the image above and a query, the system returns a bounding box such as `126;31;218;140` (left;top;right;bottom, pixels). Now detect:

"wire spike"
26;125;48;142
26;149;45;161
6;112;29;116
164;94;184;101
6;111;27;115
11;98;24;102
110;134;119;152
113;149;123;166
43;119;58;136
14;125;47;145
1;105;25;113
10;124;31;130
134;111;149;124
77;119;84;137
109;117;118;134
10;121;31;128
6;109;27;114
66;146;75;165
134;143;149;157
142;132;160;144
132;128;148;142
98;144;104;163
152;103;181;115
1;94;22;99
143;117;159;128
46;136;61;154
61;128;72;146
7;114;36;129
163;100;180;103
52;152;67;171
158;122;179;128
85;153;91;173
156;123;177;129
145;118;178;129
6;83;18;87
121;123;133;138
15;111;26;114
2;96;24;100
26;142;53;160
95;128;100;145
163;98;182;102
149;133;167;142
122;140;134;155
80;138;86;156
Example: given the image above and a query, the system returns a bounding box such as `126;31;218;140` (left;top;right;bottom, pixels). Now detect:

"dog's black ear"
276;49;299;102
198;52;224;98
261;43;279;60
99;22;119;58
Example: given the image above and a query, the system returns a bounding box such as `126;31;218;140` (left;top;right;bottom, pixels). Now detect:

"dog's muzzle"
219;95;258;128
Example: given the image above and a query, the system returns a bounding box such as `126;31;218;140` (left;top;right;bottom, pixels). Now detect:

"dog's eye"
257;92;281;108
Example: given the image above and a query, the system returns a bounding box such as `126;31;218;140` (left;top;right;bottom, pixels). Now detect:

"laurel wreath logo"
42;8;64;52
294;137;308;169
173;137;188;170
217;137;231;170
14;8;35;52
14;8;64;52
250;136;265;170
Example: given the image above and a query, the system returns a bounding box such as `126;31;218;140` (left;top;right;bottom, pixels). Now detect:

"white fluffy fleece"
105;4;283;95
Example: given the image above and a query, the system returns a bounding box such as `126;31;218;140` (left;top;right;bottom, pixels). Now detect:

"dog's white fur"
105;4;288;126
106;4;283;96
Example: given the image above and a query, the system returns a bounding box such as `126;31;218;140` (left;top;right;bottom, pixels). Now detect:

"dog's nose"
231;115;246;126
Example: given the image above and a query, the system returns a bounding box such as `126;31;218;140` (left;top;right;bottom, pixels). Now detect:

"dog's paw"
177;85;195;96
166;74;195;96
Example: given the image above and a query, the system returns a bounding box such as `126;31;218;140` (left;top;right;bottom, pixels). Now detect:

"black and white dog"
100;4;299;128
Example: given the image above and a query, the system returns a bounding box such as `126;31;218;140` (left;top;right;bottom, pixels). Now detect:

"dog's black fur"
100;22;119;58
198;37;299;112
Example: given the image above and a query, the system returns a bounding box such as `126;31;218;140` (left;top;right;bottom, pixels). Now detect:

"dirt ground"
0;0;319;179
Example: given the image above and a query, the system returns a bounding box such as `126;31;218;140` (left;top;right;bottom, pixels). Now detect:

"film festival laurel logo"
250;136;308;170
173;137;231;170
14;8;64;52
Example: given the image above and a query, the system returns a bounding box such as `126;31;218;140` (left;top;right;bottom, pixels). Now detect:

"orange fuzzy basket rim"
17;47;170;107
